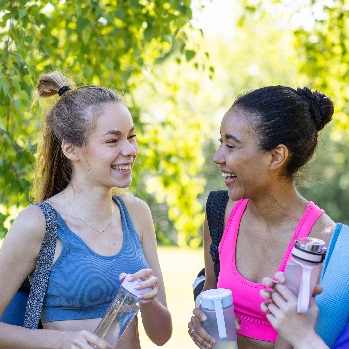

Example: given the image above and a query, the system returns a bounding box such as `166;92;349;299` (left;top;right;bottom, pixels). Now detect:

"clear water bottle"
201;288;238;349
284;237;327;313
94;274;152;347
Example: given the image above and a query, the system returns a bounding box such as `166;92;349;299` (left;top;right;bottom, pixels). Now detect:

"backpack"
193;190;229;300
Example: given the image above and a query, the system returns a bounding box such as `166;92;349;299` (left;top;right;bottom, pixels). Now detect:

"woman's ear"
61;140;80;161
269;144;289;170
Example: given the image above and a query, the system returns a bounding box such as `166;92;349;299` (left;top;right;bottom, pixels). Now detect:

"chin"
114;179;132;189
227;188;244;202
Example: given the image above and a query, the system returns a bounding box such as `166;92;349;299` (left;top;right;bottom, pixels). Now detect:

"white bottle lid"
200;288;233;310
121;274;153;297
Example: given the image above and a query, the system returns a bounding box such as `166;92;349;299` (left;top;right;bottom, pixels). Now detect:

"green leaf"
18;8;26;20
185;49;196;61
14;100;21;111
2;82;10;95
82;26;92;45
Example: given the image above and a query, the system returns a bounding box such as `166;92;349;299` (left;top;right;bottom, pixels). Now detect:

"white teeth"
221;172;236;178
113;165;132;171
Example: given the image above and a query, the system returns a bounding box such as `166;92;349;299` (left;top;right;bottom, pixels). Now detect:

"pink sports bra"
217;199;324;342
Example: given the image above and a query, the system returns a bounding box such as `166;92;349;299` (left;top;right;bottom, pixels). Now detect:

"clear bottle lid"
200;288;233;310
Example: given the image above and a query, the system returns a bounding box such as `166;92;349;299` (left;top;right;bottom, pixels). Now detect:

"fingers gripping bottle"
284;237;326;313
94;274;152;347
201;288;238;349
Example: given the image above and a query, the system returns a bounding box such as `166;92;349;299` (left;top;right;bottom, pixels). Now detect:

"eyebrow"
103;126;135;137
224;133;241;144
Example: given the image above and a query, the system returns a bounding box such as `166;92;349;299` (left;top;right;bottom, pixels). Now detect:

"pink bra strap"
231;199;249;222
278;201;324;272
219;199;248;253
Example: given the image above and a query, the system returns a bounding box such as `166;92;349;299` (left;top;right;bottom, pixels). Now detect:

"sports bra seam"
235;312;273;325
44;302;111;311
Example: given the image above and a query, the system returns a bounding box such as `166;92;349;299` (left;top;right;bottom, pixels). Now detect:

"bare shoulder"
119;194;151;216
1;205;47;267
310;212;336;246
9;204;46;240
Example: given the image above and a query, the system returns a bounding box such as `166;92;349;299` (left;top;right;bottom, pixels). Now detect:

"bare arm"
188;216;217;349
124;196;172;346
0;206;46;317
0;205;112;349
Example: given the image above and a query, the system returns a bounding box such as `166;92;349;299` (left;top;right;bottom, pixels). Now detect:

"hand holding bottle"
94;269;156;348
283;237;326;313
200;288;238;349
188;293;241;349
119;269;159;305
260;272;328;349
60;330;112;349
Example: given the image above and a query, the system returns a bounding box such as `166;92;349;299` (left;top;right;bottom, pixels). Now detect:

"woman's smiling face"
78;102;138;189
213;106;273;201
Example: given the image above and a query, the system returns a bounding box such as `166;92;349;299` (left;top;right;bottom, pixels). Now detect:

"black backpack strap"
23;202;57;329
206;190;229;281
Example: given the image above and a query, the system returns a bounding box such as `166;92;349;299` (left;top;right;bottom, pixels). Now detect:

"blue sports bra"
41;195;149;322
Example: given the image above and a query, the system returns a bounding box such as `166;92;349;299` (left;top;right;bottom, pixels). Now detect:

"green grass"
139;246;204;348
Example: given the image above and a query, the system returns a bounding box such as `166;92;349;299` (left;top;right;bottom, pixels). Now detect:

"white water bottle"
94;274;152;347
201;288;238;349
284;237;326;313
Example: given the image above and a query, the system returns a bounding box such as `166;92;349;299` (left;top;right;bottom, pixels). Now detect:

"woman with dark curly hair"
188;86;335;349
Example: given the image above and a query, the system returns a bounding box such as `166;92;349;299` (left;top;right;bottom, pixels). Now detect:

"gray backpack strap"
23;202;57;329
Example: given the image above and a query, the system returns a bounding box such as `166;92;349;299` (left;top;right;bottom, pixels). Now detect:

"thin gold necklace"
62;190;113;235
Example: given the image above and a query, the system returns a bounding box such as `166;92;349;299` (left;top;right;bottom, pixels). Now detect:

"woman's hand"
188;303;241;349
61;330;112;349
188;307;216;349
260;272;325;348
119;269;158;305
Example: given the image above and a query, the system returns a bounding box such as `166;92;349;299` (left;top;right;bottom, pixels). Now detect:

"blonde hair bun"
37;71;74;97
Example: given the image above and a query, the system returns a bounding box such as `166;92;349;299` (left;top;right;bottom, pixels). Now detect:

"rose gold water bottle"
284;237;326;313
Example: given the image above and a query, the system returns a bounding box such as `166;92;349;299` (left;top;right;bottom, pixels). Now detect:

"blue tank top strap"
112;195;136;237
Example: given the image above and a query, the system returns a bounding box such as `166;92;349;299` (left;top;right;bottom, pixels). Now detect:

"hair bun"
296;87;334;131
37;71;74;98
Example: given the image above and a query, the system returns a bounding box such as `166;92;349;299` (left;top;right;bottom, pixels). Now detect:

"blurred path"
139;246;203;348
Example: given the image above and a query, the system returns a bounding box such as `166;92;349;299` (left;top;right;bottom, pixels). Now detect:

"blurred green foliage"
1;0;348;246
0;0;210;245
238;0;349;224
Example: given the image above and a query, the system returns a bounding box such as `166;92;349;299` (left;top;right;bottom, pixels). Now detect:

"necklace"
62;190;113;235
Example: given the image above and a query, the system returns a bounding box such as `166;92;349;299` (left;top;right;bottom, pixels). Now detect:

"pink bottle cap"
121;274;153;297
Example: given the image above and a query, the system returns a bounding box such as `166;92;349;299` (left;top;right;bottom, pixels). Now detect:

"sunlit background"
1;0;349;347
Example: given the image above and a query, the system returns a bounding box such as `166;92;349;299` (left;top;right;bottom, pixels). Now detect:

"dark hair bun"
296;87;334;131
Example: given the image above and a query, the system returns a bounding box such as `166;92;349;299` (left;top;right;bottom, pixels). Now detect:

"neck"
247;182;308;225
67;182;114;218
